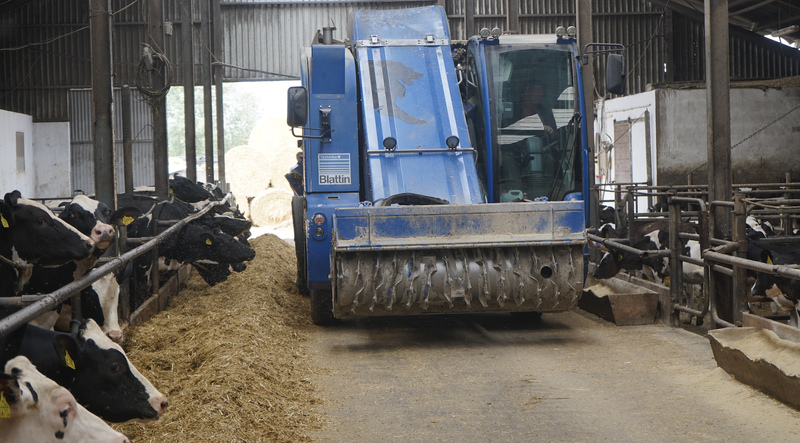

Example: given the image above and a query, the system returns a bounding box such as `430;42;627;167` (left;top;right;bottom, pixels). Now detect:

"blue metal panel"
305;192;361;289
333;201;585;251
349;6;483;204
311;45;345;96
367;151;483;204
305;45;360;195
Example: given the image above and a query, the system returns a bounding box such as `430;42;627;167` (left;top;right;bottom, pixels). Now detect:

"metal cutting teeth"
333;245;584;317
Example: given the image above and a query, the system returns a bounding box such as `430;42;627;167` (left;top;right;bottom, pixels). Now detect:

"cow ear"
0;201;10;230
4;190;21;208
52;334;82;370
110;207;141;226
115;260;134;284
765;251;774;266
0;191;21;228
0;373;20;409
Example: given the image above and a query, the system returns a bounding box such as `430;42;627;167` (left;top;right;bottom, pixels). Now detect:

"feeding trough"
579;276;659;326
708;327;800;411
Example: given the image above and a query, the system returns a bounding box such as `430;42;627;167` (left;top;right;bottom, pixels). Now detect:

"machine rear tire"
292;195;309;296
310;289;336;326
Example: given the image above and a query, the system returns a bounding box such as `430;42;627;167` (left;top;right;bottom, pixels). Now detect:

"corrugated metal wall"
3;0;799;121
672;13;800;82
69;88;155;194
219;0;431;81
2;0;800;196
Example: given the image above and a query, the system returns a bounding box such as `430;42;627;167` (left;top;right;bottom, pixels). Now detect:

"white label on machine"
318;153;351;185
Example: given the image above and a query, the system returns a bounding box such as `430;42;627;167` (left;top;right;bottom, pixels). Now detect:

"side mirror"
606;54;626;95
287;86;308;127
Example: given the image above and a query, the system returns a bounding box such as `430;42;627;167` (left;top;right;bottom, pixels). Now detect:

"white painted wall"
0;109;34;197
32;122;71;198
595;86;800;199
655;87;800;185
594;91;657;210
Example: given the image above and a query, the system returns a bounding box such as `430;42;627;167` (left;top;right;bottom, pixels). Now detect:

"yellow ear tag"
767;255;773;266
122;215;134;226
205;238;212;246
0;214;8;229
617;254;624;262
64;350;76;370
169;188;174;194
0;392;10;418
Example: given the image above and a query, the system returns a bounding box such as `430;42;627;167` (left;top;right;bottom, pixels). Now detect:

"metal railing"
591;180;800;330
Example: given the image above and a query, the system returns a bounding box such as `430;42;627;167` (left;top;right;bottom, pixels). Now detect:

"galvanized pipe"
586;233;670;259
704;249;800;279
0;195;230;338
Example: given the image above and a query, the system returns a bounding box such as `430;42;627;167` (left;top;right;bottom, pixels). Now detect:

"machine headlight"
479;28;491;39
567;26;578;38
446;135;460;150
555;26;566;38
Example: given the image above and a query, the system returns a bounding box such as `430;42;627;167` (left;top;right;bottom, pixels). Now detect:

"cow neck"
0;239;33;296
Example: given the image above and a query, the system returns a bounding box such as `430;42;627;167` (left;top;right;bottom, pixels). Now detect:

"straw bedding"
113;234;323;442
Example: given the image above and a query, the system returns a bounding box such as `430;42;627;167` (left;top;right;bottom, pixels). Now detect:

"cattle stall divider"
703;192;800;337
0;194;232;338
591;180;800;331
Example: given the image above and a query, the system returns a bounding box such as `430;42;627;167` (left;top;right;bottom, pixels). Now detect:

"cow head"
1;356;130;443
169;174;213;203
0;191;94;266
59;195;141;251
164;224;256;265
54;320;168;423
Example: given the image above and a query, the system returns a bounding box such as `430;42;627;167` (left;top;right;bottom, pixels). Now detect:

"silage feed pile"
113;234;323;442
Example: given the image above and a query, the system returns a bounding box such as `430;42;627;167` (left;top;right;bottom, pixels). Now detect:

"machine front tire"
310;289;336;326
291;195;309;296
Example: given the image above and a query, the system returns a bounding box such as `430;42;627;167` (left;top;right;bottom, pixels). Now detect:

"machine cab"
462;35;582;204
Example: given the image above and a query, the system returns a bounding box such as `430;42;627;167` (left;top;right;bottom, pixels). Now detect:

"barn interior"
2;0;800;438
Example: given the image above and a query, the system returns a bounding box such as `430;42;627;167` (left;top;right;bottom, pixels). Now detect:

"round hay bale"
250;188;293;228
226;117;301;220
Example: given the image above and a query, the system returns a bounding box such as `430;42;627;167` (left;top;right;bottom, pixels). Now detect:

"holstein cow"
118;194;255;306
750;239;800;327
0;319;168;423
0;191;95;299
23;195;140;343
168;175;252;236
593;220;701;283
0;356;130;443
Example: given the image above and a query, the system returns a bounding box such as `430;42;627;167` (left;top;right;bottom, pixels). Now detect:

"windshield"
484;44;578;202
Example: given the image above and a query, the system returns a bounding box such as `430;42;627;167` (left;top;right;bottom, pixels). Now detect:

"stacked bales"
226;117;299;228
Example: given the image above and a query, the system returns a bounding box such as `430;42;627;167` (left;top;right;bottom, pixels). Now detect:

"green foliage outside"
165;83;263;158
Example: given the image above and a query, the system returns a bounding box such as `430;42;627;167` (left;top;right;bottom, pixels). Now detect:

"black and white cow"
750;239;800;327
0;319;168;423
169;173;213;203
23;195;140;342
0;356;130;442
0;191;95;298
593;220;701;283
117;194;255;307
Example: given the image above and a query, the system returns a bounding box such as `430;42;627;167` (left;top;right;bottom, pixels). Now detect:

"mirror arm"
579;43;625;65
